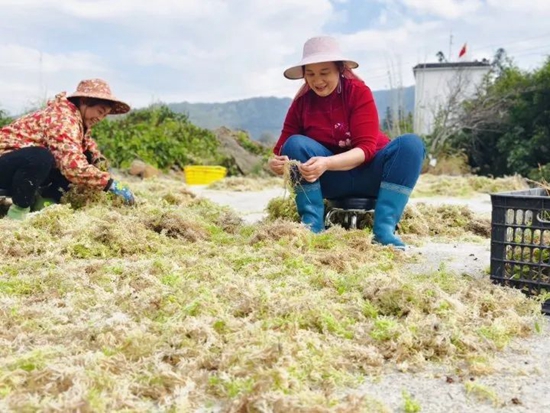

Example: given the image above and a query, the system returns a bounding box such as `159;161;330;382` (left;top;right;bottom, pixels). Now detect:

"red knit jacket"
274;77;390;163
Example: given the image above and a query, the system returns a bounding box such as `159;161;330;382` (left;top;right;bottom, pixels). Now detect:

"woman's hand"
299;156;330;183
268;155;289;175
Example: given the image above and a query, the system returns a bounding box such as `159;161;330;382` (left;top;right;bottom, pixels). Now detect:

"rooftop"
413;61;491;71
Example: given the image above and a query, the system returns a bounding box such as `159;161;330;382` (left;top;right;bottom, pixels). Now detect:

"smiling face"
78;98;112;130
304;61;341;97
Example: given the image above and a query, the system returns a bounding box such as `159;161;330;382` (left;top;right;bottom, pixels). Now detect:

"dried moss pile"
208;176;283;192
267;196;491;240
413;174;528;198
0;175;543;412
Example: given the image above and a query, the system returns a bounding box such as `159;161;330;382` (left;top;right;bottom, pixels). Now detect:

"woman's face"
79;100;112;129
304;62;341;97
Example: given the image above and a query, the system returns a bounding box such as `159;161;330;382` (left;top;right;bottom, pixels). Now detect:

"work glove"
108;181;135;205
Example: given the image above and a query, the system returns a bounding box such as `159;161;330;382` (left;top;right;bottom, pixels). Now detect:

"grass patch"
402;390;421;413
464;381;500;406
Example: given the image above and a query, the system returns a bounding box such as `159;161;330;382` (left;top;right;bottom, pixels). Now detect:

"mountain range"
168;85;415;141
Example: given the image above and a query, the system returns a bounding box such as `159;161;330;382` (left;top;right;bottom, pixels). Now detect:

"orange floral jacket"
0;93;110;189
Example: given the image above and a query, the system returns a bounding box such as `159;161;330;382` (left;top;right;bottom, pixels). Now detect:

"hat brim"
68;92;131;115
284;54;359;80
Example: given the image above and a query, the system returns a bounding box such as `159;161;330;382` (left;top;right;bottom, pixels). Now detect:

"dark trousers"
0;147;71;208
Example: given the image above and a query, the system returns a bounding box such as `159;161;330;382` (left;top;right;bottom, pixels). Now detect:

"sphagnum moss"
413;173;528;198
0;173;543;412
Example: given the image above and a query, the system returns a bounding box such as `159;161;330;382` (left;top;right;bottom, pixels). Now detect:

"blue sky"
1;0;549;114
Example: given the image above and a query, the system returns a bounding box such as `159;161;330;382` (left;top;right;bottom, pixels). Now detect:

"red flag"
458;43;467;58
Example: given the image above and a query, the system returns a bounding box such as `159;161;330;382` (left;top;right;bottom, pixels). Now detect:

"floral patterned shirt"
0;92;110;189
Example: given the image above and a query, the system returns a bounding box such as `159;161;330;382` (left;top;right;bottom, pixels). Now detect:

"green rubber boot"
6;205;30;220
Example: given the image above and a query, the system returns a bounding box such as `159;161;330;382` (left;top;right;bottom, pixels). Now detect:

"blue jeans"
281;134;426;199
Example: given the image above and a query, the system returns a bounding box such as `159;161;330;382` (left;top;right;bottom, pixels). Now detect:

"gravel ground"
353;326;550;412
191;186;549;413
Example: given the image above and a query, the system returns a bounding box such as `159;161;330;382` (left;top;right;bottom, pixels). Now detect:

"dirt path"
353;324;550;412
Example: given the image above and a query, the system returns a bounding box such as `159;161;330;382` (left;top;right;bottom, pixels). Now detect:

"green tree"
440;56;550;180
0;109;12;128
436;51;447;63
382;106;413;137
382;106;393;133
491;48;512;78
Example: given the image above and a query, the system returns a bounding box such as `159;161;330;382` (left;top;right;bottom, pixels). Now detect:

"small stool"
325;197;377;230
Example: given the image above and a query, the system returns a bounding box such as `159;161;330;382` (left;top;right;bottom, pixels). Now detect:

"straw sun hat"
283;36;359;80
68;78;130;114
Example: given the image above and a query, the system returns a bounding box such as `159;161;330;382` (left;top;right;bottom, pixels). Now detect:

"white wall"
413;64;491;136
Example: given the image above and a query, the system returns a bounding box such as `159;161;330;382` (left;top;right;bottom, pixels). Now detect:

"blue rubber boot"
373;183;411;249
295;182;325;233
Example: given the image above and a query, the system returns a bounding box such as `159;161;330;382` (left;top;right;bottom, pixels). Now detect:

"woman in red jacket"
0;79;135;220
268;36;425;249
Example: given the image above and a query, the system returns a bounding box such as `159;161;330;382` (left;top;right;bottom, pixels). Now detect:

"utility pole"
448;30;453;62
38;51;47;103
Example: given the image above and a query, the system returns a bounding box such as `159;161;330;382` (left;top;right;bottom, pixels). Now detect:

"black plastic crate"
490;187;550;313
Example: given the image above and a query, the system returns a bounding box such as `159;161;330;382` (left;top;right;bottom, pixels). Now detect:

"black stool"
325;197;377;230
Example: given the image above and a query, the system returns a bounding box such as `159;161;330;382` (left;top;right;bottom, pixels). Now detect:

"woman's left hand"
299;156;330;182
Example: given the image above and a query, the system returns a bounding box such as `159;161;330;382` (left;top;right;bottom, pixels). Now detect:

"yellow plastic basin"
184;165;227;185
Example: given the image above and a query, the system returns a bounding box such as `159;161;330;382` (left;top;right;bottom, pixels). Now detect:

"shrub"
0;109;12;128
93;106;226;170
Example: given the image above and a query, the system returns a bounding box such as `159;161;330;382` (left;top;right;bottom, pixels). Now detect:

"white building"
413;61;492;136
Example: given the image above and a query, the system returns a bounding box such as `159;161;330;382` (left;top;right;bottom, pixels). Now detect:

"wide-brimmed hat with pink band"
283;36;359;80
68;78;130;114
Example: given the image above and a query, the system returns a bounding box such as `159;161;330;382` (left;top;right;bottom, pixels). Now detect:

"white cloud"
345;0;550;89
0;44;110;112
378;10;388;25
1;0;226;20
486;0;550;13
0;0;334;112
123;0;335;104
400;0;483;19
0;45;108;73
0;0;549;114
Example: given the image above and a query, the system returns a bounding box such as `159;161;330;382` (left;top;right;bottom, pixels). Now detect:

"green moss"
9;350;51;372
86;388;108;412
0;278;43;296
265;195;299;222
370;318;400;341
402;390;422;413
465;381;499;406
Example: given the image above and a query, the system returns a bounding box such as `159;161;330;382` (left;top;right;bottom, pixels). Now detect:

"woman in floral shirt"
0;78;135;220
